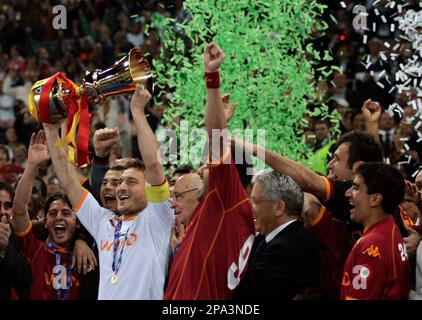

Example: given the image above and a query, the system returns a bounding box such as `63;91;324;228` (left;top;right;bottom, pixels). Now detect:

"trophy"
28;48;153;166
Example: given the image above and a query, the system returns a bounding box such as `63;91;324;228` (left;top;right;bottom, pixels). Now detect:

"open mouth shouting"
103;192;117;208
53;222;67;239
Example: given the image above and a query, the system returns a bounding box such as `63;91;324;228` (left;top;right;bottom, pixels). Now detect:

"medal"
111;220;130;285
111;274;119;284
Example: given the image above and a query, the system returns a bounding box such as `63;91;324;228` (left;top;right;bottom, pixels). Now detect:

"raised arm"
12;131;50;233
89;127;119;201
362;99;381;143
43;122;86;207
204;42;227;161
232;137;327;199
129;85;165;185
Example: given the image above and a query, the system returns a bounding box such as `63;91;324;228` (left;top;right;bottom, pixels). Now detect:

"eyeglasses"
172;188;199;200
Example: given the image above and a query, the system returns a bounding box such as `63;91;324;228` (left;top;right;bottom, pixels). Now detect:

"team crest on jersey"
362;245;381;259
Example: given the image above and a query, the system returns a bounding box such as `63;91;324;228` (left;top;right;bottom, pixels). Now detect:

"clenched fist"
362;99;381;124
204;42;225;73
93;127;119;158
130;84;152;115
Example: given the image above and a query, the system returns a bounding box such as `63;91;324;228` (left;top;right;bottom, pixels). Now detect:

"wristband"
205;71;220;89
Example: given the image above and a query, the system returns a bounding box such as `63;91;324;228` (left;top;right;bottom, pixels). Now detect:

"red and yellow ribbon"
28;72;91;167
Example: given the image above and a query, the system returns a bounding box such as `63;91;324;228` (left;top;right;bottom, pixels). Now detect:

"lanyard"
45;238;73;300
112;220;130;275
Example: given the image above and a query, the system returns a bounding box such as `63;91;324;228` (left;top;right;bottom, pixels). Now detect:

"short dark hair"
124;158;145;172
44;193;73;213
0;181;14;201
173;165;194;176
108;165;127;172
356;162;405;214
336;131;384;169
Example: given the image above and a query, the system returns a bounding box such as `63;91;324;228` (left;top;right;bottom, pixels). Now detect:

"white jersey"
74;182;173;300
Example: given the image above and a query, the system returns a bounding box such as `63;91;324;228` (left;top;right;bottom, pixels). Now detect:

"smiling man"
43;85;173;300
13;131;81;300
233;169;320;300
164;43;255;300
341;163;410;300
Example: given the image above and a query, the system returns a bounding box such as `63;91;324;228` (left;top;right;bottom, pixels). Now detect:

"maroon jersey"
309;206;353;299
15;224;80;300
164;153;255;300
340;216;410;300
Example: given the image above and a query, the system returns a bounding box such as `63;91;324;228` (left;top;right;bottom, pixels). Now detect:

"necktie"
251;236;267;265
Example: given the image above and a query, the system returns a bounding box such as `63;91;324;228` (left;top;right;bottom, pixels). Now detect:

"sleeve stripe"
322;176;332;201
308;206;326;228
145;181;170;203
15;221;33;237
73;189;89;213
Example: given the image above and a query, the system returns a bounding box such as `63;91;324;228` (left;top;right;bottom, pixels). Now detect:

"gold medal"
111;274;119;284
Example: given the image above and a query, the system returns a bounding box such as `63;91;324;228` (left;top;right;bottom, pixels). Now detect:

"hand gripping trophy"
28;48;153;166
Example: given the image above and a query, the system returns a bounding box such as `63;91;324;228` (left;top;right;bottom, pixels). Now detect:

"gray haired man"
232;169;321;300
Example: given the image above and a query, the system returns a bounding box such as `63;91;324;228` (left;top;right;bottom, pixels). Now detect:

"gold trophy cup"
29;48;153;124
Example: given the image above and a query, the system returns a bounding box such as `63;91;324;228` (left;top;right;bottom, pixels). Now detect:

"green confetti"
149;0;338;168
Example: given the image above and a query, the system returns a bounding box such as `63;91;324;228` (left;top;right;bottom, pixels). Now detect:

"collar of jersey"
120;212;141;221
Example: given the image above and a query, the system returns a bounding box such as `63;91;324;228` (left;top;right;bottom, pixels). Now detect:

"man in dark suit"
0;182;32;300
232;169;320;300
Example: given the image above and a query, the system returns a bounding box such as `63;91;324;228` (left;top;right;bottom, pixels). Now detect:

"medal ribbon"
112;220;130;277
45;238;73;300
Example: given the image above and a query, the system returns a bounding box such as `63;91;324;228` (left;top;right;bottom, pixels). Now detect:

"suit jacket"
232;220;320;300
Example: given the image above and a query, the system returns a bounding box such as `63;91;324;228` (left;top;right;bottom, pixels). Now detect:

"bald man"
170;172;203;228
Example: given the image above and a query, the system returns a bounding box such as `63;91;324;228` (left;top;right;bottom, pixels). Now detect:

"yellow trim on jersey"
73;189;89;212
15;221;33;237
345;296;359;300
308;206;326;228
145;181;170;203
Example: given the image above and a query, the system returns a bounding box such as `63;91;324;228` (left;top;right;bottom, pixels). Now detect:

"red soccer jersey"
15;224;80;300
340;216;410;300
164;153;255;300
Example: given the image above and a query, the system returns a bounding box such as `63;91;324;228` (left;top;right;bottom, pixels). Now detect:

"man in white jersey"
43;85;173;300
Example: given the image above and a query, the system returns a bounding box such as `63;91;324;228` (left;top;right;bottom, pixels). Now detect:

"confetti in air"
149;0;338;166
358;0;422;179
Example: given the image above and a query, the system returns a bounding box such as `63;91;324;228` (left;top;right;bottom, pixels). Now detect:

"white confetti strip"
340;1;346;8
